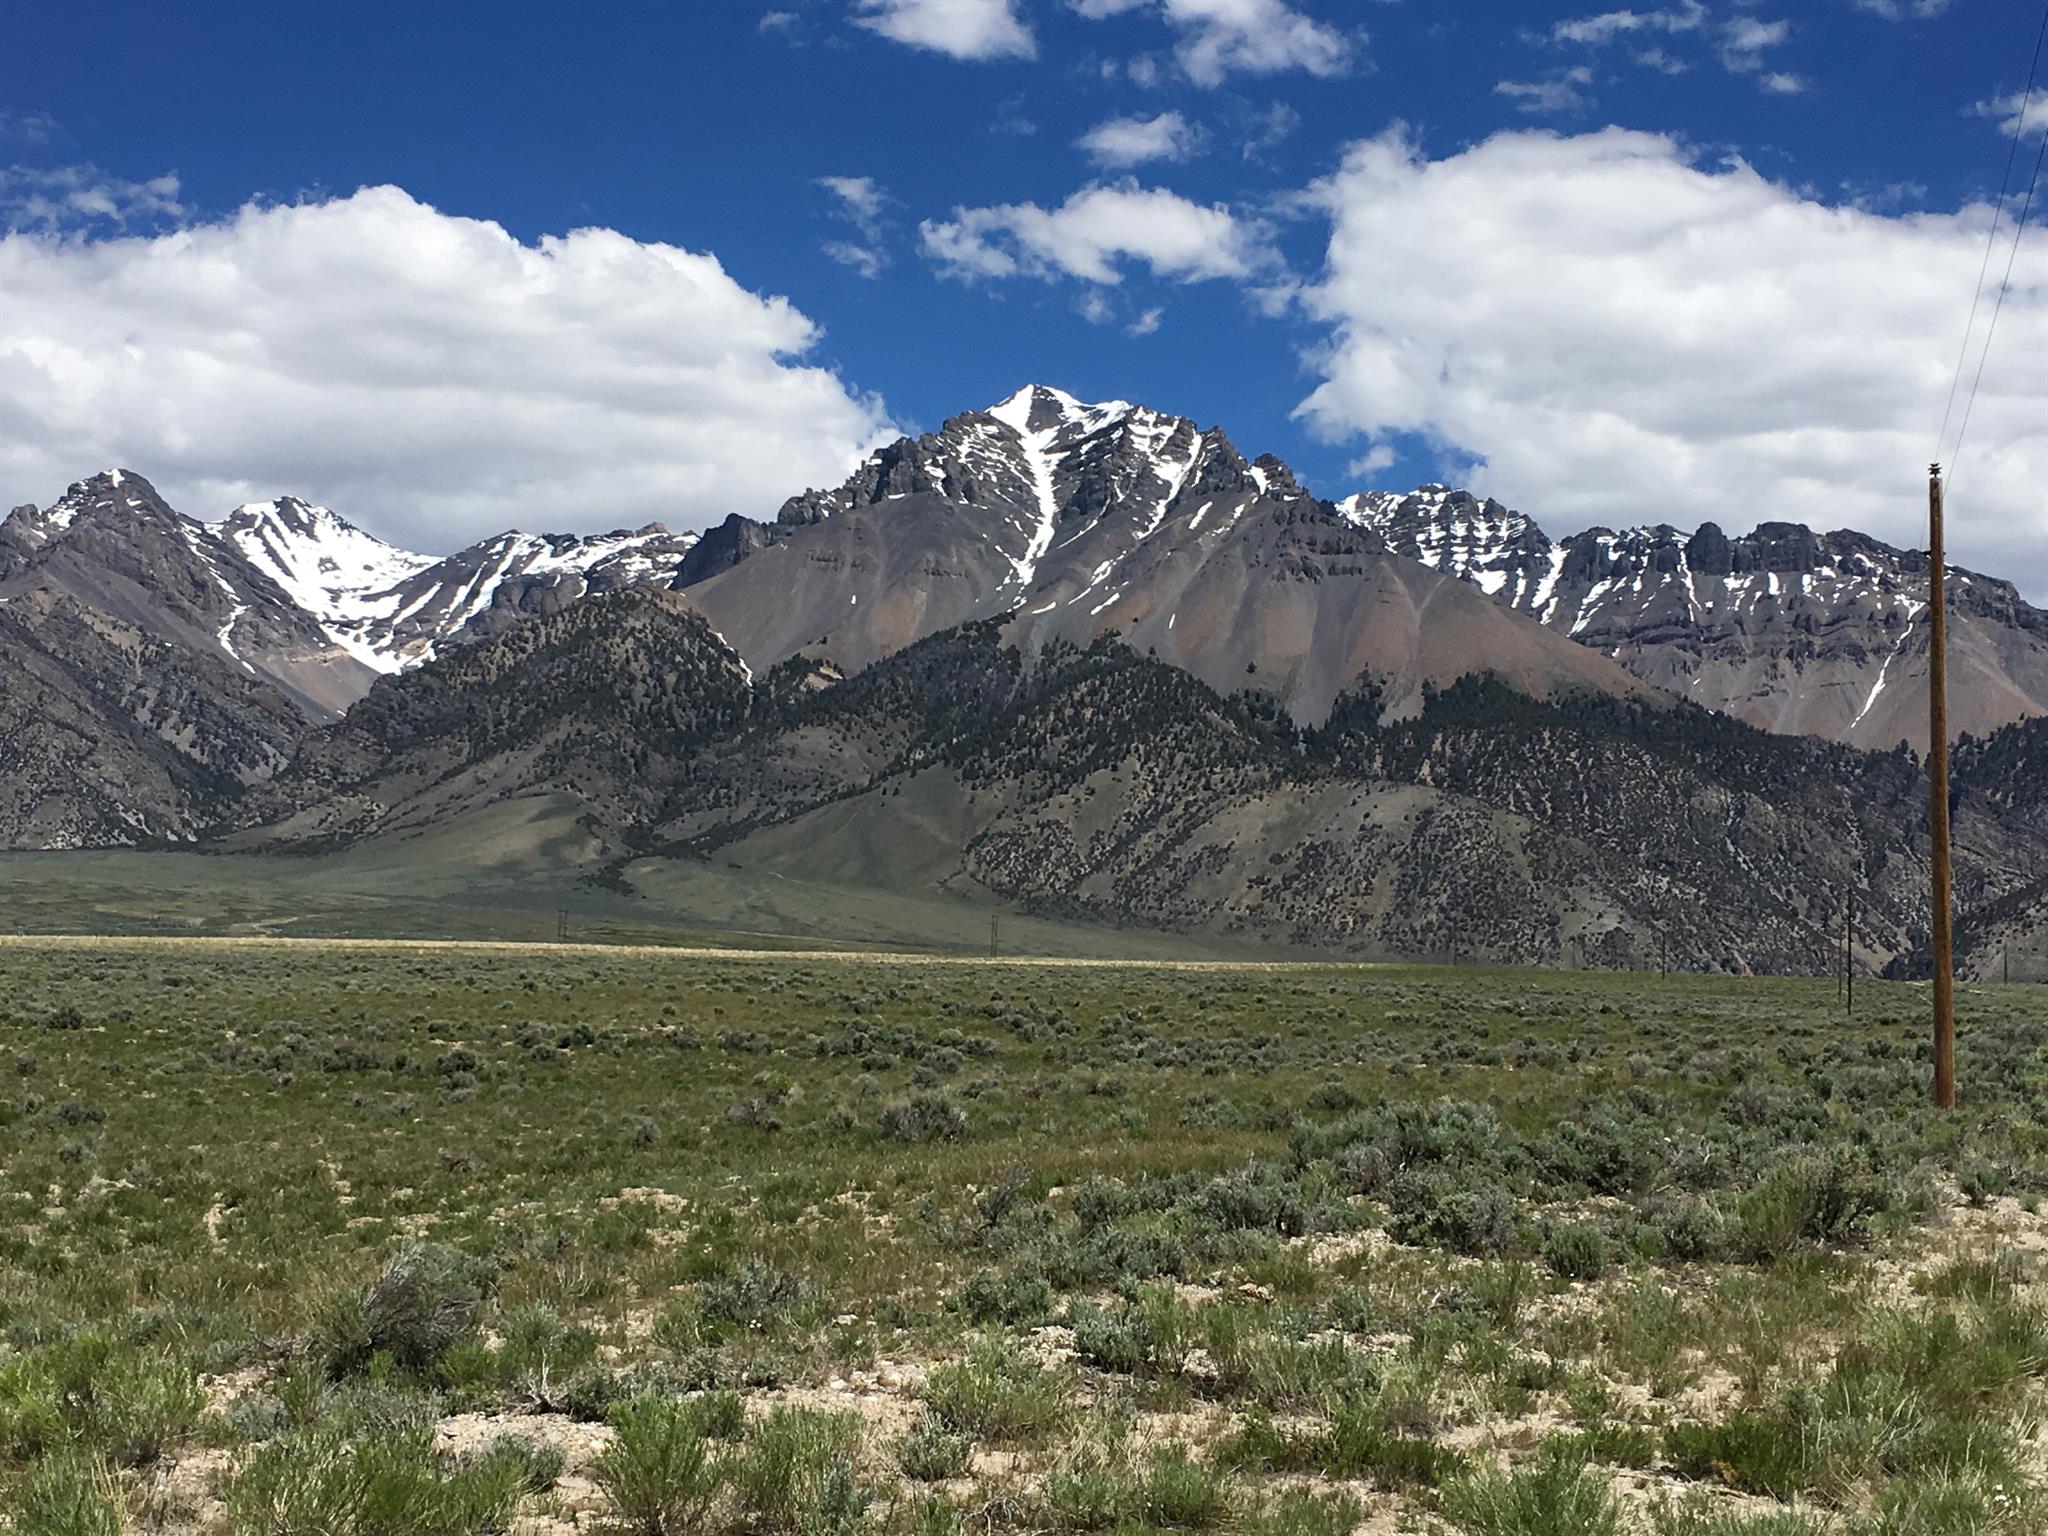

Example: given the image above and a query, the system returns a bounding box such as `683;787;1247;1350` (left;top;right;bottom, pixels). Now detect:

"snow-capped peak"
213;498;440;669
199;495;701;674
986;384;1137;440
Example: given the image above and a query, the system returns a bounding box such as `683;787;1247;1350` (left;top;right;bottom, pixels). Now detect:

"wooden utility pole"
990;914;999;960
1930;464;1957;1109
1845;888;1854;1016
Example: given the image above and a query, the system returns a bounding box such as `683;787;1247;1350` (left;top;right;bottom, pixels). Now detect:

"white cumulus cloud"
1550;2;1706;47
1294;128;2048;591
1076;111;1206;167
1977;89;2048;139
1071;0;1353;86
851;0;1035;60
920;178;1273;284
0;183;895;551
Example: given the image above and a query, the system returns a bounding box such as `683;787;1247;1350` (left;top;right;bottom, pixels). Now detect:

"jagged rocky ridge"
676;386;1647;724
1341;486;2048;750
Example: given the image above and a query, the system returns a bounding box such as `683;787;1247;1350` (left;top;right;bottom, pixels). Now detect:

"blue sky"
3;0;2046;589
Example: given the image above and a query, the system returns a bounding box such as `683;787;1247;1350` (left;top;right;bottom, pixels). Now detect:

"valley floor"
2;943;2045;1535
0;830;1307;962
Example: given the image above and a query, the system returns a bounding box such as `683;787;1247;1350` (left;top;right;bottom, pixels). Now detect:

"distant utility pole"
990;915;999;960
557;908;569;943
1929;463;1957;1109
1844;887;1854;1017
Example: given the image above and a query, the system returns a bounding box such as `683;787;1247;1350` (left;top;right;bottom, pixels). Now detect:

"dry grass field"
3;938;2045;1535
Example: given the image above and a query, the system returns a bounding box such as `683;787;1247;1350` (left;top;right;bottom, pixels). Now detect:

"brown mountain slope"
682;387;1659;723
0;589;305;848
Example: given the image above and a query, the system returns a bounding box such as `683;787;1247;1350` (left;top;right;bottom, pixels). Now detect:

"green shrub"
5;1453;122;1536
1442;1449;1622;1536
1548;1422;1657;1469
318;1242;498;1377
1139;1444;1234;1529
728;1407;872;1535
1384;1168;1520;1256
1043;1448;1124;1532
474;1434;564;1495
700;1260;818;1339
898;1411;971;1482
953;1266;1053;1327
911;1494;963;1536
1730;1157;1897;1263
591;1395;722;1536
1959;1162;2012;1208
923;1340;1069;1445
495;1304;598;1403
1864;1471;2040;1535
1645;1495;1827;1534
1069;1178;1139;1229
1069;1286;1192;1378
1541;1223;1611;1282
1203;1308;1379;1408
1642;1195;1727;1262
1664;1410;1809;1499
1318;1398;1463;1488
686;1389;747;1440
1219;1402;1460;1489
226;1424;531;1536
1246;1491;1367;1536
0;1333;203;1466
879;1093;967;1143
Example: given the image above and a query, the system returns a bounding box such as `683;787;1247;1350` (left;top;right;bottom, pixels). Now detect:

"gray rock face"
678;386;1653;724
1341;485;2048;749
0;584;305;847
0;471;380;717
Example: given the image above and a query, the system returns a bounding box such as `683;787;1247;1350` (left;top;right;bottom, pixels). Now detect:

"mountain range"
1340;486;2048;751
6;384;2046;974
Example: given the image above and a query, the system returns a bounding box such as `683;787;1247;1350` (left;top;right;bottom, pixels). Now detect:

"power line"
1949;2;2048;487
1936;0;2048;462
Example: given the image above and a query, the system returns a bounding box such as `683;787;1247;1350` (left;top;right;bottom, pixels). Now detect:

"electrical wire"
1951;109;2048;486
1938;0;2048;473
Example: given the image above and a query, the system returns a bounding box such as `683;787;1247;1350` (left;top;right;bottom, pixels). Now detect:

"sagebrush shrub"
728;1407;872;1535
319;1242;498;1377
592;1395;721;1536
879;1092;968;1143
1541;1224;1611;1282
899;1411;971;1483
4;1453;121;1536
1441;1448;1622;1536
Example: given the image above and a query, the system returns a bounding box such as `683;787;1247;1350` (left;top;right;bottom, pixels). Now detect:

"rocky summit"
1340;485;2048;751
